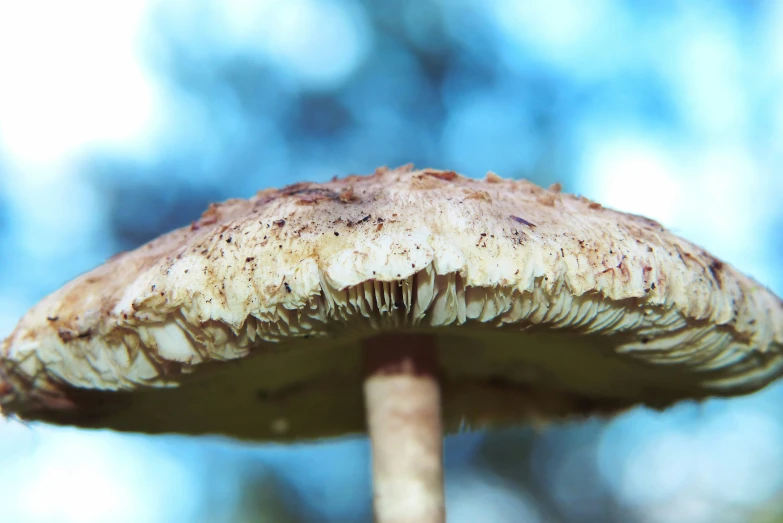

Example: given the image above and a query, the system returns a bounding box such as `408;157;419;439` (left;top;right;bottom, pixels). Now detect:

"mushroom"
1;165;782;522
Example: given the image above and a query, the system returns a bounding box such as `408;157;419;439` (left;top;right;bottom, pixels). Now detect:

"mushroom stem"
363;334;445;523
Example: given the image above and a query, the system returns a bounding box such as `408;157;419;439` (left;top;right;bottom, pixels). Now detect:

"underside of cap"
2;165;782;441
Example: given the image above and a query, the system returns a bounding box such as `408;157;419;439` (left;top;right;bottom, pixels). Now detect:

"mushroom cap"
1;165;782;441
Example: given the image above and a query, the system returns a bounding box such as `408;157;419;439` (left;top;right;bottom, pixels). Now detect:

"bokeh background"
1;1;782;522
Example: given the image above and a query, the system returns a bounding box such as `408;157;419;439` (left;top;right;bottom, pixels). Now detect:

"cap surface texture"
2;166;782;440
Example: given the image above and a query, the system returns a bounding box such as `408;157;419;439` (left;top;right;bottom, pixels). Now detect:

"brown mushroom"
1;165;782;522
